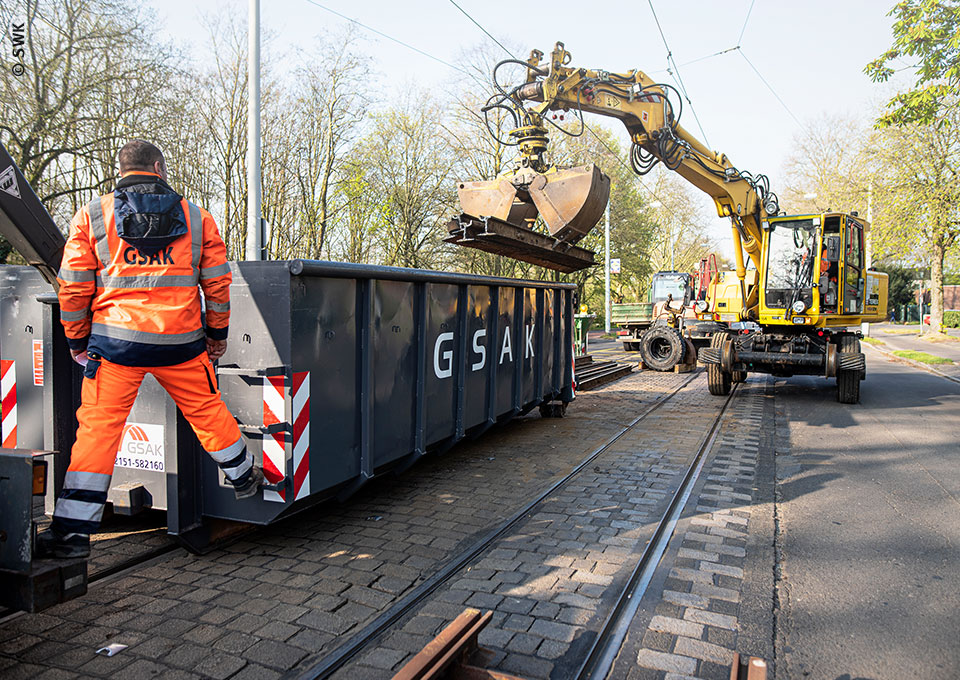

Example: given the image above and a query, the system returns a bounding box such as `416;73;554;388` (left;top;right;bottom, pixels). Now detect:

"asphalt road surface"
774;350;960;679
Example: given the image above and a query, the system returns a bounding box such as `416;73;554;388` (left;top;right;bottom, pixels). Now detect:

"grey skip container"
1;260;576;548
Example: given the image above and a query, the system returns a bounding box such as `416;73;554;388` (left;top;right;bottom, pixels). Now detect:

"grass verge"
862;336;885;346
892;350;954;365
920;333;960;344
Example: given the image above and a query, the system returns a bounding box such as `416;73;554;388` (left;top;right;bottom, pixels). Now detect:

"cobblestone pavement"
606;377;774;680
340;371;735;680
0;368;690;679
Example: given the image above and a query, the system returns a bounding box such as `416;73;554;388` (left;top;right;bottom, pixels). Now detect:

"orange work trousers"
52;352;247;536
72;352;242;475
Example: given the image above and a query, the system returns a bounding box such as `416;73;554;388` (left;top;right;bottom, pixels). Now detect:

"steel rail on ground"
293;370;706;680
573;382;740;679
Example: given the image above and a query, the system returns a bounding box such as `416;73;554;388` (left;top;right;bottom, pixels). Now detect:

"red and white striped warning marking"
291;372;310;501
261;372;311;503
1;360;16;448
262;375;286;503
572;353;577;396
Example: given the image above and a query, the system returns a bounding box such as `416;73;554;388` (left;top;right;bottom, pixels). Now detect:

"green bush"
945;311;960;328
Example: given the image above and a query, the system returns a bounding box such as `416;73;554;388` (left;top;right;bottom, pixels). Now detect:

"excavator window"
650;274;690;306
819;217;842;314
764;218;817;308
843;219;864;313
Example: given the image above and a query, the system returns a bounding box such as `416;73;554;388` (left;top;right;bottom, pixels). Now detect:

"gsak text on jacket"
56;173;232;367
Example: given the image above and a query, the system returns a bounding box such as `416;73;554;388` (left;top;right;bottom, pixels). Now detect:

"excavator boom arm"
511;42;773;281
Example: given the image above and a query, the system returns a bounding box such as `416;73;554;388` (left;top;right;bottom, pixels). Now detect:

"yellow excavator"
450;42;887;403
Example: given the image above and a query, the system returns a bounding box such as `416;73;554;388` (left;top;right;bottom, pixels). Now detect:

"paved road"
775;351;960;679
866;323;960;379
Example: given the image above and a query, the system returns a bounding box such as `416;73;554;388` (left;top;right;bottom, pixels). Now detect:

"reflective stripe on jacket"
57;175;232;366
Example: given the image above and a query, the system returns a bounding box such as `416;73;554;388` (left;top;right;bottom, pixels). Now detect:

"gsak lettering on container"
434;324;537;379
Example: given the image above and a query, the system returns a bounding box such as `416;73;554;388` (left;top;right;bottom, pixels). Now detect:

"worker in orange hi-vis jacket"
36;140;264;559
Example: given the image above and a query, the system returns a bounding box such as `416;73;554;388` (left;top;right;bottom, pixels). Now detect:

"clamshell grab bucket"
528;164;610;243
456;164;610;245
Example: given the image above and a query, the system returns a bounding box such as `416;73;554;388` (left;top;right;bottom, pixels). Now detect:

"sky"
143;0;904;259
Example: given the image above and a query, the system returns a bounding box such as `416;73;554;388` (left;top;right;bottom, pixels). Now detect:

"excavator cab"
758;213;883;328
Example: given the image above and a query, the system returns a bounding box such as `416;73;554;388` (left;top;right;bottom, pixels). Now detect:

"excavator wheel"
639;326;686;372
707;332;733;396
732;369;747;383
836;335;862;404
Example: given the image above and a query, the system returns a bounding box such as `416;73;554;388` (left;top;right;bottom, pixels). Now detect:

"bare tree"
188;10;250;260
354;92;456;269
285;29;373;260
0;0;177;227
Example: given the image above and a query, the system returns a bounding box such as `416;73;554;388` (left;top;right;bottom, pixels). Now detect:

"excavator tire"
732;369;747;383
639;326;686;372
836;335;861;404
707;332;732;396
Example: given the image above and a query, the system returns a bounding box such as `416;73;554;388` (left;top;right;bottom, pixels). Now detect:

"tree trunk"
930;234;945;334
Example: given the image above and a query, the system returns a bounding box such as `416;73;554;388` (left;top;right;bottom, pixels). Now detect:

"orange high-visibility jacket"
57;173;231;366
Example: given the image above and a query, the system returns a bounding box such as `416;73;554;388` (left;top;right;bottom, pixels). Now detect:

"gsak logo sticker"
122;246;175;265
115;422;165;472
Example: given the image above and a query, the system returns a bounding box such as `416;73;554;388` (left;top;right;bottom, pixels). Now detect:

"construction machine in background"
450;41;887;403
612;270;724;371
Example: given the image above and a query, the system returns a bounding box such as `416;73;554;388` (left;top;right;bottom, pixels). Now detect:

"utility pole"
245;0;262;261
670;225;675;271
604;201;611;334
862;182;872;336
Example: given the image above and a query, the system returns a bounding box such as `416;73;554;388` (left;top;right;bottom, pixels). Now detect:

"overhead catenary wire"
303;0;473;77
648;1;805;133
646;0;712;149
312;0;716;258
738;49;804;128
737;0;757;46
448;0;516;60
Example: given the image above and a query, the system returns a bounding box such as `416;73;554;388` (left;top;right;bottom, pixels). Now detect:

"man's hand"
70;349;89;366
206;338;227;361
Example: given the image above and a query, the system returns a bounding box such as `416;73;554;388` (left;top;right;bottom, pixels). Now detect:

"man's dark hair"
118;140;165;174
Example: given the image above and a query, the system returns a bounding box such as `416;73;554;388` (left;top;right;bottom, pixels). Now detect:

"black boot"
35;529;91;559
231;465;265;500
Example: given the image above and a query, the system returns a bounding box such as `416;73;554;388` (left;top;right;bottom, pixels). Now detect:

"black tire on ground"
836;335;861;404
732;369;747;383
639;326;686;371
707;332;732;395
